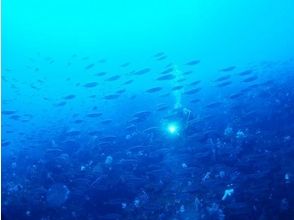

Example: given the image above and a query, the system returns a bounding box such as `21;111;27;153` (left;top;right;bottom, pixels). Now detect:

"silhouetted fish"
63;94;76;100
116;89;126;94
206;102;222;108
157;105;169;111
106;75;120;81
134;68;151;75
190;99;200;103
184;88;201;95
220;66;236;72
74;119;84;124
172;85;184;91
123;80;133;85
99;136;117;142
120;62;130;67
189;80;201;86
161;68;173;75
154;52;165;57
156;56;167;60
133;111;152;119
157;74;175;81
230;92;243;99
2;141;10;147
242;75;258;82
54;101;66;107
186;60;200;65
95;72;107;76
87;113;103;118
183;71;193;75
98;58;107;63
85;63;95;70
177;78;186;83
104;94;120;100
215;75;231;82
66;129;80;136
239;70;253;76
100;119;112;124
216;81;232;87
146;87;162;93
2;110;16;115
83;82;98;88
10;115;21;120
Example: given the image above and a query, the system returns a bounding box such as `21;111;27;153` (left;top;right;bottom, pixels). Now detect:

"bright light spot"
167;123;179;135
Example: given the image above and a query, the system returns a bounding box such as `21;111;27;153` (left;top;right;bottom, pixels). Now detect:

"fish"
186;60;200;65
98;58;107;63
159;93;170;97
157;74;175;81
242;75;258;82
116;89;126;94
74;119;84;124
156;55;167;60
183;70;193;75
220;66;236;72
146;87;162;93
63;94;76;100
216;81;232;87
123;80;133;85
214;75;231;82
2;141;11;147
156;104;169;111
2;110;16;115
83;82;98;88
189;80;201;86
133;111;152;119
154;52;165;57
190;98;200;103
120;62;130;67
95;72;107;76
171;85;184;91
10;115;21;120
99;136;117;142
206;102;222;108
86;113;103;118
54;101;66;107
229;92;243;99
85;63;95;70
238;70;253;76
30;84;40;90
133;68;151;75
125;124;136;131
106;75;120;81
100;119;112;124
88;130;103;136
82;56;89;60
184;88;201;95
177;78;186;83
66;129;81;136
104;94;120;100
161;68;173;75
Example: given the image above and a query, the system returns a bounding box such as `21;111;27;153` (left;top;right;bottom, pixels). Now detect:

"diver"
164;106;193;136
162;65;194;138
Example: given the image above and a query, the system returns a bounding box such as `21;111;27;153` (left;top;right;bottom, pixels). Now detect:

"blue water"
2;0;294;219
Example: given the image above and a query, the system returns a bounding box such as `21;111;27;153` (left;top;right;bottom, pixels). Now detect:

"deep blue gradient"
2;0;294;219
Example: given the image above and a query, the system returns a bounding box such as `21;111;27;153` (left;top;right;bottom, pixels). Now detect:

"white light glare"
167;123;179;135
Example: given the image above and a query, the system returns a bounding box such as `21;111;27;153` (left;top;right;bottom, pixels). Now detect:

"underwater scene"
2;0;294;219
